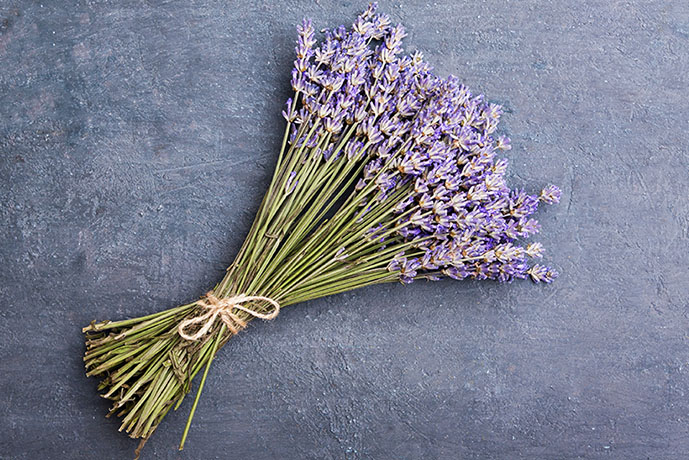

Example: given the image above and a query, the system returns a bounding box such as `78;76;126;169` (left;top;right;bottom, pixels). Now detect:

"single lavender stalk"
83;3;561;457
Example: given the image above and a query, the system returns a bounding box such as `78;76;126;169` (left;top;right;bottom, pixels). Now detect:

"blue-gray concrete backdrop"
1;1;688;459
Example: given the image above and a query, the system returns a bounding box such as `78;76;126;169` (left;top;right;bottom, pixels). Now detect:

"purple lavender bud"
296;107;310;123
305;67;322;83
418;193;433;210
444;265;469;280
495;135;511;151
525;242;544;258
427;141;447;162
385;24;407;52
539;184;561;204
324;117;343;134
504;220;520;240
295;19;316;62
387;252;406;272
326;74;346;92
491;158;508;175
508;190;539;219
371;13;391;40
413;177;429;194
420;251;438;270
317;103;331;119
483;249;497;263
393;196;413;214
338;93;355;112
282;98;296;122
432;185;450;201
288;124;299;145
285;171;298;195
399;257;420;283
363;158;382;180
527;264;558;283
361;2;378;20
314;48;330;67
349;67;367;87
365;223;387;242
484;173;506;193
466;184;489;203
291;69;307;93
409;210;428;227
322;145;335;160
494;243;524;262
345;139;364;161
517;217;541;237
370;96;388;117
333;25;347;40
461;158;484;178
334;247;348;261
450;192;468;211
353;104;368;123
294;57;309;73
365;123;384;145
375;172;396;192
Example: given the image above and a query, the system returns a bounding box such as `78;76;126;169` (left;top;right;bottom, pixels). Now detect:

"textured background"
1;1;689;459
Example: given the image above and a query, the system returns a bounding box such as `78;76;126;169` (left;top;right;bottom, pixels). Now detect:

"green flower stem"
179;324;225;450
284;271;396;305
83;302;195;333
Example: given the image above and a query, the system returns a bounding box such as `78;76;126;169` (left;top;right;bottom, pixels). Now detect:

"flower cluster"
286;2;560;285
82;6;562;453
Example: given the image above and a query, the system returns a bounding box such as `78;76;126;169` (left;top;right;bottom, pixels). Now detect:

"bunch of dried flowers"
83;3;560;457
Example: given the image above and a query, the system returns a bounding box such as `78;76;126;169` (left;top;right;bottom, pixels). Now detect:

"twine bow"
178;292;280;341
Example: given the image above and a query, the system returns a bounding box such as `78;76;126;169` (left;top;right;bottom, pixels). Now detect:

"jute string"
178;292;280;341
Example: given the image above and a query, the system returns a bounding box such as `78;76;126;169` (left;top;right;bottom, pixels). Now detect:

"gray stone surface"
1;0;688;458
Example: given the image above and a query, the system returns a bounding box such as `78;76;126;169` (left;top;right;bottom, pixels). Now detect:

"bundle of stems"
84;3;559;457
83;93;401;450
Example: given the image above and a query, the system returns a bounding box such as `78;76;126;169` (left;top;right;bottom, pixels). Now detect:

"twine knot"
178;292;280;341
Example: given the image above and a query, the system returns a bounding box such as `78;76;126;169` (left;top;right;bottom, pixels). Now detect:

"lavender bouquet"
83;3;560;456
